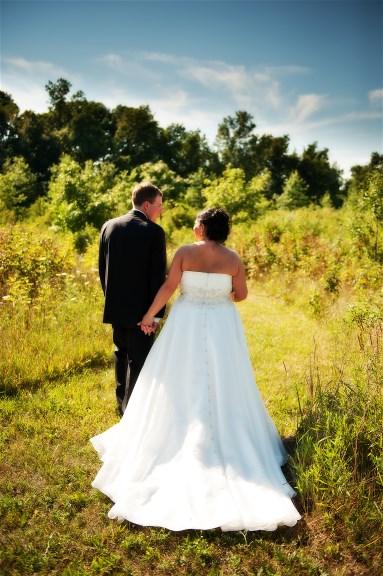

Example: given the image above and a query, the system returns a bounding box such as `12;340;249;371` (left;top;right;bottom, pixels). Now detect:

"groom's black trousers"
113;325;154;415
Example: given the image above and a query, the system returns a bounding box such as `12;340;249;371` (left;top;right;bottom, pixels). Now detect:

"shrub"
0;225;74;303
293;297;383;561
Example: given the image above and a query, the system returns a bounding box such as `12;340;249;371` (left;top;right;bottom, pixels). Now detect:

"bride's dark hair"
197;208;230;243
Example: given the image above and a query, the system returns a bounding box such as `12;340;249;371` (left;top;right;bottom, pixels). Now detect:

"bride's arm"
139;248;184;332
231;259;248;302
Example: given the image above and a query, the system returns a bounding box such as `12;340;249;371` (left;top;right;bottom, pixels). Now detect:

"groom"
98;182;167;415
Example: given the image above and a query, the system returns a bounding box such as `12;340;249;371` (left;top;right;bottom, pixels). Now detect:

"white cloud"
1;56;80;111
4;57;63;75
290;94;327;123
263;65;310;76
96;51;291;114
369;88;383;104
98;53;125;72
140;52;178;64
2;50;380;176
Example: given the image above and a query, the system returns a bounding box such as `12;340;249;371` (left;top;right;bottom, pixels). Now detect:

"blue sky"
1;0;382;177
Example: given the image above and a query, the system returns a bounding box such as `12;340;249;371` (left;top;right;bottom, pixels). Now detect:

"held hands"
137;314;158;335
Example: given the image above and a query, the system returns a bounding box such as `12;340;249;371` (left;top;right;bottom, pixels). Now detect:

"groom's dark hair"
132;182;163;206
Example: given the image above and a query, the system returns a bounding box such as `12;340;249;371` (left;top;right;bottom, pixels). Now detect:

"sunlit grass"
0;279;111;396
1;278;382;575
1;215;383;575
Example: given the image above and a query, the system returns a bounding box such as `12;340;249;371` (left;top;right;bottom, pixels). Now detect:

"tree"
252;134;294;197
14;111;61;180
45;78;72;129
120;160;186;207
0;156;39;217
276;170;310;210
162;124;219;177
183;169;209;208
112;105;161;169
48;155;117;234
298;142;342;206
0;91;19;167
345;153;383;260
214;111;257;177
68;99;114;163
346;152;383;203
363;169;383;260
214;111;294;191
203;167;271;222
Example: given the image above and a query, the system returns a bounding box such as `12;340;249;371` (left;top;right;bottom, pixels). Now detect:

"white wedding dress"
91;271;301;531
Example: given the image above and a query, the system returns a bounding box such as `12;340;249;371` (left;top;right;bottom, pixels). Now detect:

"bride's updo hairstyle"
197;208;230;243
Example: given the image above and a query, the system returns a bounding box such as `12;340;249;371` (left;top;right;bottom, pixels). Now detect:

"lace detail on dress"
179;286;231;307
179;271;232;307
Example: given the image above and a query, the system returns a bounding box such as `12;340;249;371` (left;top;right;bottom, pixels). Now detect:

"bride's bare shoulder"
176;243;196;254
223;245;241;259
172;244;197;261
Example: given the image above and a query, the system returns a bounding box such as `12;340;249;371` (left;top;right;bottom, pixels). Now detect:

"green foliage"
277;170;310;210
215;111;256;177
345;152;383;204
48;155;117;235
0;225;73;303
124;160;186;207
161;124;218;178
0;156;39;218
298;142;343;206
183;168;209;209
203;167;271;222
364;169;383;223
46;78;71;111
0;91;19;168
227;205;383;297
112;104;161;169
160;204;196;239
1;219;383;574
293;297;383;564
68;100;113;163
0;225;109;393
14;110;62;180
345;169;383;263
0;90;19;134
2;79;360;209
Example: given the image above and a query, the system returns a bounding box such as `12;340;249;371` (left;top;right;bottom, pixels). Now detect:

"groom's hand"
137;320;157;335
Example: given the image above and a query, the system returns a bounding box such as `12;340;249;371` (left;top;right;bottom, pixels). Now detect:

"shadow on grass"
118;515;309;549
281;434;308;517
0;352;111;398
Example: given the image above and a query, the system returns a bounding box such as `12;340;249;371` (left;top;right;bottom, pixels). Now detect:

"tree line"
0;78;382;235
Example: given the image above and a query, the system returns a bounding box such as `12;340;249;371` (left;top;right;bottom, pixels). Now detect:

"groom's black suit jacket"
99;209;167;328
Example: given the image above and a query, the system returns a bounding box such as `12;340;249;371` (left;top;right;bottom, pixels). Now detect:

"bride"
90;207;301;531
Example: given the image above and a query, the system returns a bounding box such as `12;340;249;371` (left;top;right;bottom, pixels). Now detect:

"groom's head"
132;182;163;222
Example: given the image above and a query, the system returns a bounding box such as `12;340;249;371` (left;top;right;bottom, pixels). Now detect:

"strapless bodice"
179;271;232;305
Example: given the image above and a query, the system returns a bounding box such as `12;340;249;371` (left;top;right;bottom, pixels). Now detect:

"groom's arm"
98;225;107;294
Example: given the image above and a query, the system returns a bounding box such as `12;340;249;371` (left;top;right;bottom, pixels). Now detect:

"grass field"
1;213;382;575
1;272;382;576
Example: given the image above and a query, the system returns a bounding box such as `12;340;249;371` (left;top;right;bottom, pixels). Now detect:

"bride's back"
180;242;240;276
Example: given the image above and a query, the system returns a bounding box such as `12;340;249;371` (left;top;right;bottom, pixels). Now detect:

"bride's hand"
138;314;155;335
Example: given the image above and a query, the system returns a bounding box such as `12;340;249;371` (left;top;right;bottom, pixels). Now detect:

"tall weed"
293;296;383;570
0;225;110;394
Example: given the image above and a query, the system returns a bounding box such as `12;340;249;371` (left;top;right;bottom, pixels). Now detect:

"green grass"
1;215;382;575
1;278;382;576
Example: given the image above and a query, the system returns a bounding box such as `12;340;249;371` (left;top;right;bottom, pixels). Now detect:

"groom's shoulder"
102;211;135;229
101;212;165;239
